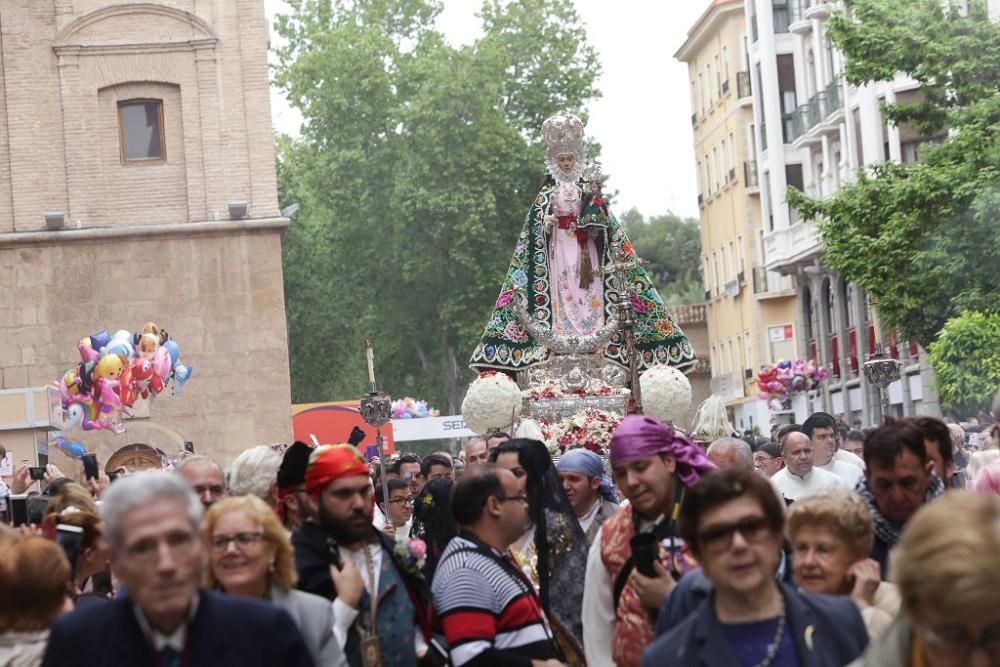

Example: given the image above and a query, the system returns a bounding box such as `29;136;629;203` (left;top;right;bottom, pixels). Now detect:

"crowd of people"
2;394;1000;667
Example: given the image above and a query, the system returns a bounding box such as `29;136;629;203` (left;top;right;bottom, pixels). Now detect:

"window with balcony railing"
744;160;759;188
736;71;751;99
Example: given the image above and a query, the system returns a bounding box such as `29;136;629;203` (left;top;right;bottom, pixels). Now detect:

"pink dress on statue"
549;183;604;335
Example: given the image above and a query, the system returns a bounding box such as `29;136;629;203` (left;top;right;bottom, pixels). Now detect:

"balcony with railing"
744;160;759;192
788;78;844;145
752;267;796;300
762;209;822;271
736;71;752;101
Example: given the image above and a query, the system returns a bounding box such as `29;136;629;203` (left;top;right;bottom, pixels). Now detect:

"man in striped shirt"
431;466;564;667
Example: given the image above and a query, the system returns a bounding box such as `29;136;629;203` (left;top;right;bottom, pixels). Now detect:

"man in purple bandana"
581;415;717;667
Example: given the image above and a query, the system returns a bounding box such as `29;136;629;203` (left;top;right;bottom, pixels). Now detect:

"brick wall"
0;1;290;467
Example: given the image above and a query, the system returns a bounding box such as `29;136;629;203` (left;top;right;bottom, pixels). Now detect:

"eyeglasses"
697;516;773;554
753;456;776;466
920;622;1000;660
211;531;266;551
388;497;414;505
495;494;529;504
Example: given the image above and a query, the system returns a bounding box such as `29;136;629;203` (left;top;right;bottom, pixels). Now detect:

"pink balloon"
152;345;172;380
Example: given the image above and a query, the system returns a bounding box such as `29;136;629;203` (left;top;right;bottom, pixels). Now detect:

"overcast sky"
264;1;709;220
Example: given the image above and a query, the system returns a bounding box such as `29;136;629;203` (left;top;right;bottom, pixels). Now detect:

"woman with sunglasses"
204;495;346;667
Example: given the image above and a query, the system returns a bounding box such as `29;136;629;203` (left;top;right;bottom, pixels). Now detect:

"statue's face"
557;153;576;175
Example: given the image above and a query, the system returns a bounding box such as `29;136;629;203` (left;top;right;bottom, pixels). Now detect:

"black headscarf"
410;477;457;583
491;438;589;657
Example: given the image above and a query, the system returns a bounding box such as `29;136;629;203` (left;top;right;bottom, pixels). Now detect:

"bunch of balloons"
54;323;194;433
391;397;439;419
756;359;829;409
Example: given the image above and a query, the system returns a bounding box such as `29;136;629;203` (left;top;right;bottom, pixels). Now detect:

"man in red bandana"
291;444;433;666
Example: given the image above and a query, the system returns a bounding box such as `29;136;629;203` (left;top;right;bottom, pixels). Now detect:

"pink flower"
630;295;648;314
408;539;427;560
503;321;529;342
496;291;514;308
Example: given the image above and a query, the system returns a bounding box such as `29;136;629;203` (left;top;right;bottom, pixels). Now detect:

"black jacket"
642;582;868;667
42;590;314;667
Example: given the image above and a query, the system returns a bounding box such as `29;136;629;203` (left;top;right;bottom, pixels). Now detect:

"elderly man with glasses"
42;472;313;667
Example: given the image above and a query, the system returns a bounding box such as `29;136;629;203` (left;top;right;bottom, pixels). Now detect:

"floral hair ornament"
542;110;586;184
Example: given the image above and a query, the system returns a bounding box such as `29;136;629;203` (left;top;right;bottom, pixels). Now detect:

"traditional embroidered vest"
599;505;695;667
345;545;418;667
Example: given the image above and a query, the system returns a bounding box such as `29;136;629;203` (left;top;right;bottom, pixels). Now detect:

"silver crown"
542;111;587;184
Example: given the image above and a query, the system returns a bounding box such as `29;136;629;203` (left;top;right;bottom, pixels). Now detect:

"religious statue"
469;110;697;376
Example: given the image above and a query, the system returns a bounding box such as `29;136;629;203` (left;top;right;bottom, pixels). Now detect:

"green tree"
786;0;1000;348
927;312;1000;417
274;0;600;411
620;208;703;304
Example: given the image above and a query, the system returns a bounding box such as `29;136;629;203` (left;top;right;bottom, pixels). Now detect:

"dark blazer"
42;589;315;667
642;582;868;667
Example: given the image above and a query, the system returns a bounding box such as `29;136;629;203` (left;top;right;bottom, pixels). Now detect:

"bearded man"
291;444;432;665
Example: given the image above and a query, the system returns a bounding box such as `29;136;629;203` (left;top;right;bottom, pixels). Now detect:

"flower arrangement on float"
756;359;829;409
391;397;440;419
461;371;522;436
534;407;621;458
522;378;623;401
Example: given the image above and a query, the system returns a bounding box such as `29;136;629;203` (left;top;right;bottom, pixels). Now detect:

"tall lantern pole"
359;339;392;509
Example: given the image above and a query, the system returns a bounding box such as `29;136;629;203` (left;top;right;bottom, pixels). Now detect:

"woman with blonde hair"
849;492;1000;666
786;487;900;639
203;495;345;667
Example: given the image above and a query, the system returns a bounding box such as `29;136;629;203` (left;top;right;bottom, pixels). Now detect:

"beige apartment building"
0;0;292;478
676;0;797;434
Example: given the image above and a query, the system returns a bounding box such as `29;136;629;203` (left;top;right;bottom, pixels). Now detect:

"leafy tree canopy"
619;208;703;305
274;0;600;411
787;0;1000;348
927;311;1000;417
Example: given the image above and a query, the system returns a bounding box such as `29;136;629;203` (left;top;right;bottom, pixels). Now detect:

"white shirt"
835;448;866;470
818;458;864;488
394;517;413;544
771;466;847;501
581;513;661;667
372;505;387;530
577;498;603;536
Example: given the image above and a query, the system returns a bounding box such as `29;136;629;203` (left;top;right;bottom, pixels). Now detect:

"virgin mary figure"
469;111;697;375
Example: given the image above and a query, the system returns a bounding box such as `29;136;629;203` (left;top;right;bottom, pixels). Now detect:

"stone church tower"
0;0;292;472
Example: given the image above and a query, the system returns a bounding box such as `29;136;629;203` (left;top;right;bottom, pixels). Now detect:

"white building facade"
744;0;942;425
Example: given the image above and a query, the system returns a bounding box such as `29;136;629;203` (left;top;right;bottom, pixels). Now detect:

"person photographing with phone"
291;444;433;665
581;415;718;667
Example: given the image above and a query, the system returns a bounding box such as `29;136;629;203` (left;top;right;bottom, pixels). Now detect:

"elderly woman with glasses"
786;488;900;639
204;496;346;667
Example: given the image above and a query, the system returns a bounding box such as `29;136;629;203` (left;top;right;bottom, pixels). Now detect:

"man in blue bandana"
556;448;620;542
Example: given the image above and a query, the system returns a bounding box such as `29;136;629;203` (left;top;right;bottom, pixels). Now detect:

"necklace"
750;595;787;667
359;544;383;667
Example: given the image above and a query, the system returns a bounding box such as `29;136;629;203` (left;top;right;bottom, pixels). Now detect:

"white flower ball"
461;372;523;436
640;364;692;425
